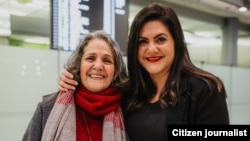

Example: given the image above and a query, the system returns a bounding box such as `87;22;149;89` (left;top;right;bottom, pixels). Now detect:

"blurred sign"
51;0;128;53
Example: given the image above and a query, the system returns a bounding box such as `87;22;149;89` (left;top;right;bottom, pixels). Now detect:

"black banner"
168;125;250;140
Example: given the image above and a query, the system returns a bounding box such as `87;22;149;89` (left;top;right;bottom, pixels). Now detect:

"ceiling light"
238;6;248;12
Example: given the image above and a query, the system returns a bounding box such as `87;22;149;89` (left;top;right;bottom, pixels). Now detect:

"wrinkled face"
80;38;115;92
138;20;175;79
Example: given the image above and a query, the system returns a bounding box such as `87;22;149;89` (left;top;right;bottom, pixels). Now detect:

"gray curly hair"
65;30;128;90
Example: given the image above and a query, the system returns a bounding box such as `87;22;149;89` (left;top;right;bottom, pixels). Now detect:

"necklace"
82;110;93;141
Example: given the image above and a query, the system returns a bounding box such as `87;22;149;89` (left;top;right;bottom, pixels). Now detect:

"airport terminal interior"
0;0;250;140
1;0;250;66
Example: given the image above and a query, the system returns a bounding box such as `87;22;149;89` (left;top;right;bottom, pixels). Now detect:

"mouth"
88;74;105;79
146;56;162;62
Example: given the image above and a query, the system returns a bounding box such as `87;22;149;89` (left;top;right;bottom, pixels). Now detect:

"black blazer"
124;76;230;141
165;76;229;124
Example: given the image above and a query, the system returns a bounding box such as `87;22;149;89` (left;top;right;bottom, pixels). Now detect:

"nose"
92;59;103;70
147;42;158;52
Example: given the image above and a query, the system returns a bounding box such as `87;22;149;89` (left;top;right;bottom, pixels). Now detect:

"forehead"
83;38;113;55
140;21;169;34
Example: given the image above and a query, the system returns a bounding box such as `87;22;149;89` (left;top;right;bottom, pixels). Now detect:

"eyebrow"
103;54;114;59
139;33;168;39
84;52;113;58
155;33;168;38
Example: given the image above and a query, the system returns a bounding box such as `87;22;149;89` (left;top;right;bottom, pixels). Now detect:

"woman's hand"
59;69;78;91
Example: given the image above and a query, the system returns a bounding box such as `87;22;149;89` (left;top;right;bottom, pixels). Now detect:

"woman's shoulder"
182;74;226;100
183;75;207;87
180;76;229;124
182;75;213;97
40;91;59;108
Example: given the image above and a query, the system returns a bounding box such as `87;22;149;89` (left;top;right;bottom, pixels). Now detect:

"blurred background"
0;0;250;140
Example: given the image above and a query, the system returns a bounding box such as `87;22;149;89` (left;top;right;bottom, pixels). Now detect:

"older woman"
22;30;128;141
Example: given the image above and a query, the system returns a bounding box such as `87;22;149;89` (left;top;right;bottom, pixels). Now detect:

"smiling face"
80;38;115;92
138;20;175;79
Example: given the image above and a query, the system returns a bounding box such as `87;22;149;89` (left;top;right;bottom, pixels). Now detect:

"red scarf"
75;85;122;141
75;85;122;116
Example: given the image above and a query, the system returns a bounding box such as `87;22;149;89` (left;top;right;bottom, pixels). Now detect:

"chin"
88;86;107;93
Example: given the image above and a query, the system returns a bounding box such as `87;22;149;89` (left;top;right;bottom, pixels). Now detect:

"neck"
150;73;169;103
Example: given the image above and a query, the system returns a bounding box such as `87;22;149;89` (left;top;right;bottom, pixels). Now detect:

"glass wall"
0;46;250;140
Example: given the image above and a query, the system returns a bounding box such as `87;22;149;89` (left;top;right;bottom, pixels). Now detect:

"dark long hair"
124;3;226;112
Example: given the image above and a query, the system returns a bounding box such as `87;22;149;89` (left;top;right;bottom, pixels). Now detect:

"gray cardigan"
22;92;59;141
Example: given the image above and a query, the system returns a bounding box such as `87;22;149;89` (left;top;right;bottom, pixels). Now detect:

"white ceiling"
0;0;249;45
0;0;50;43
130;0;250;38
